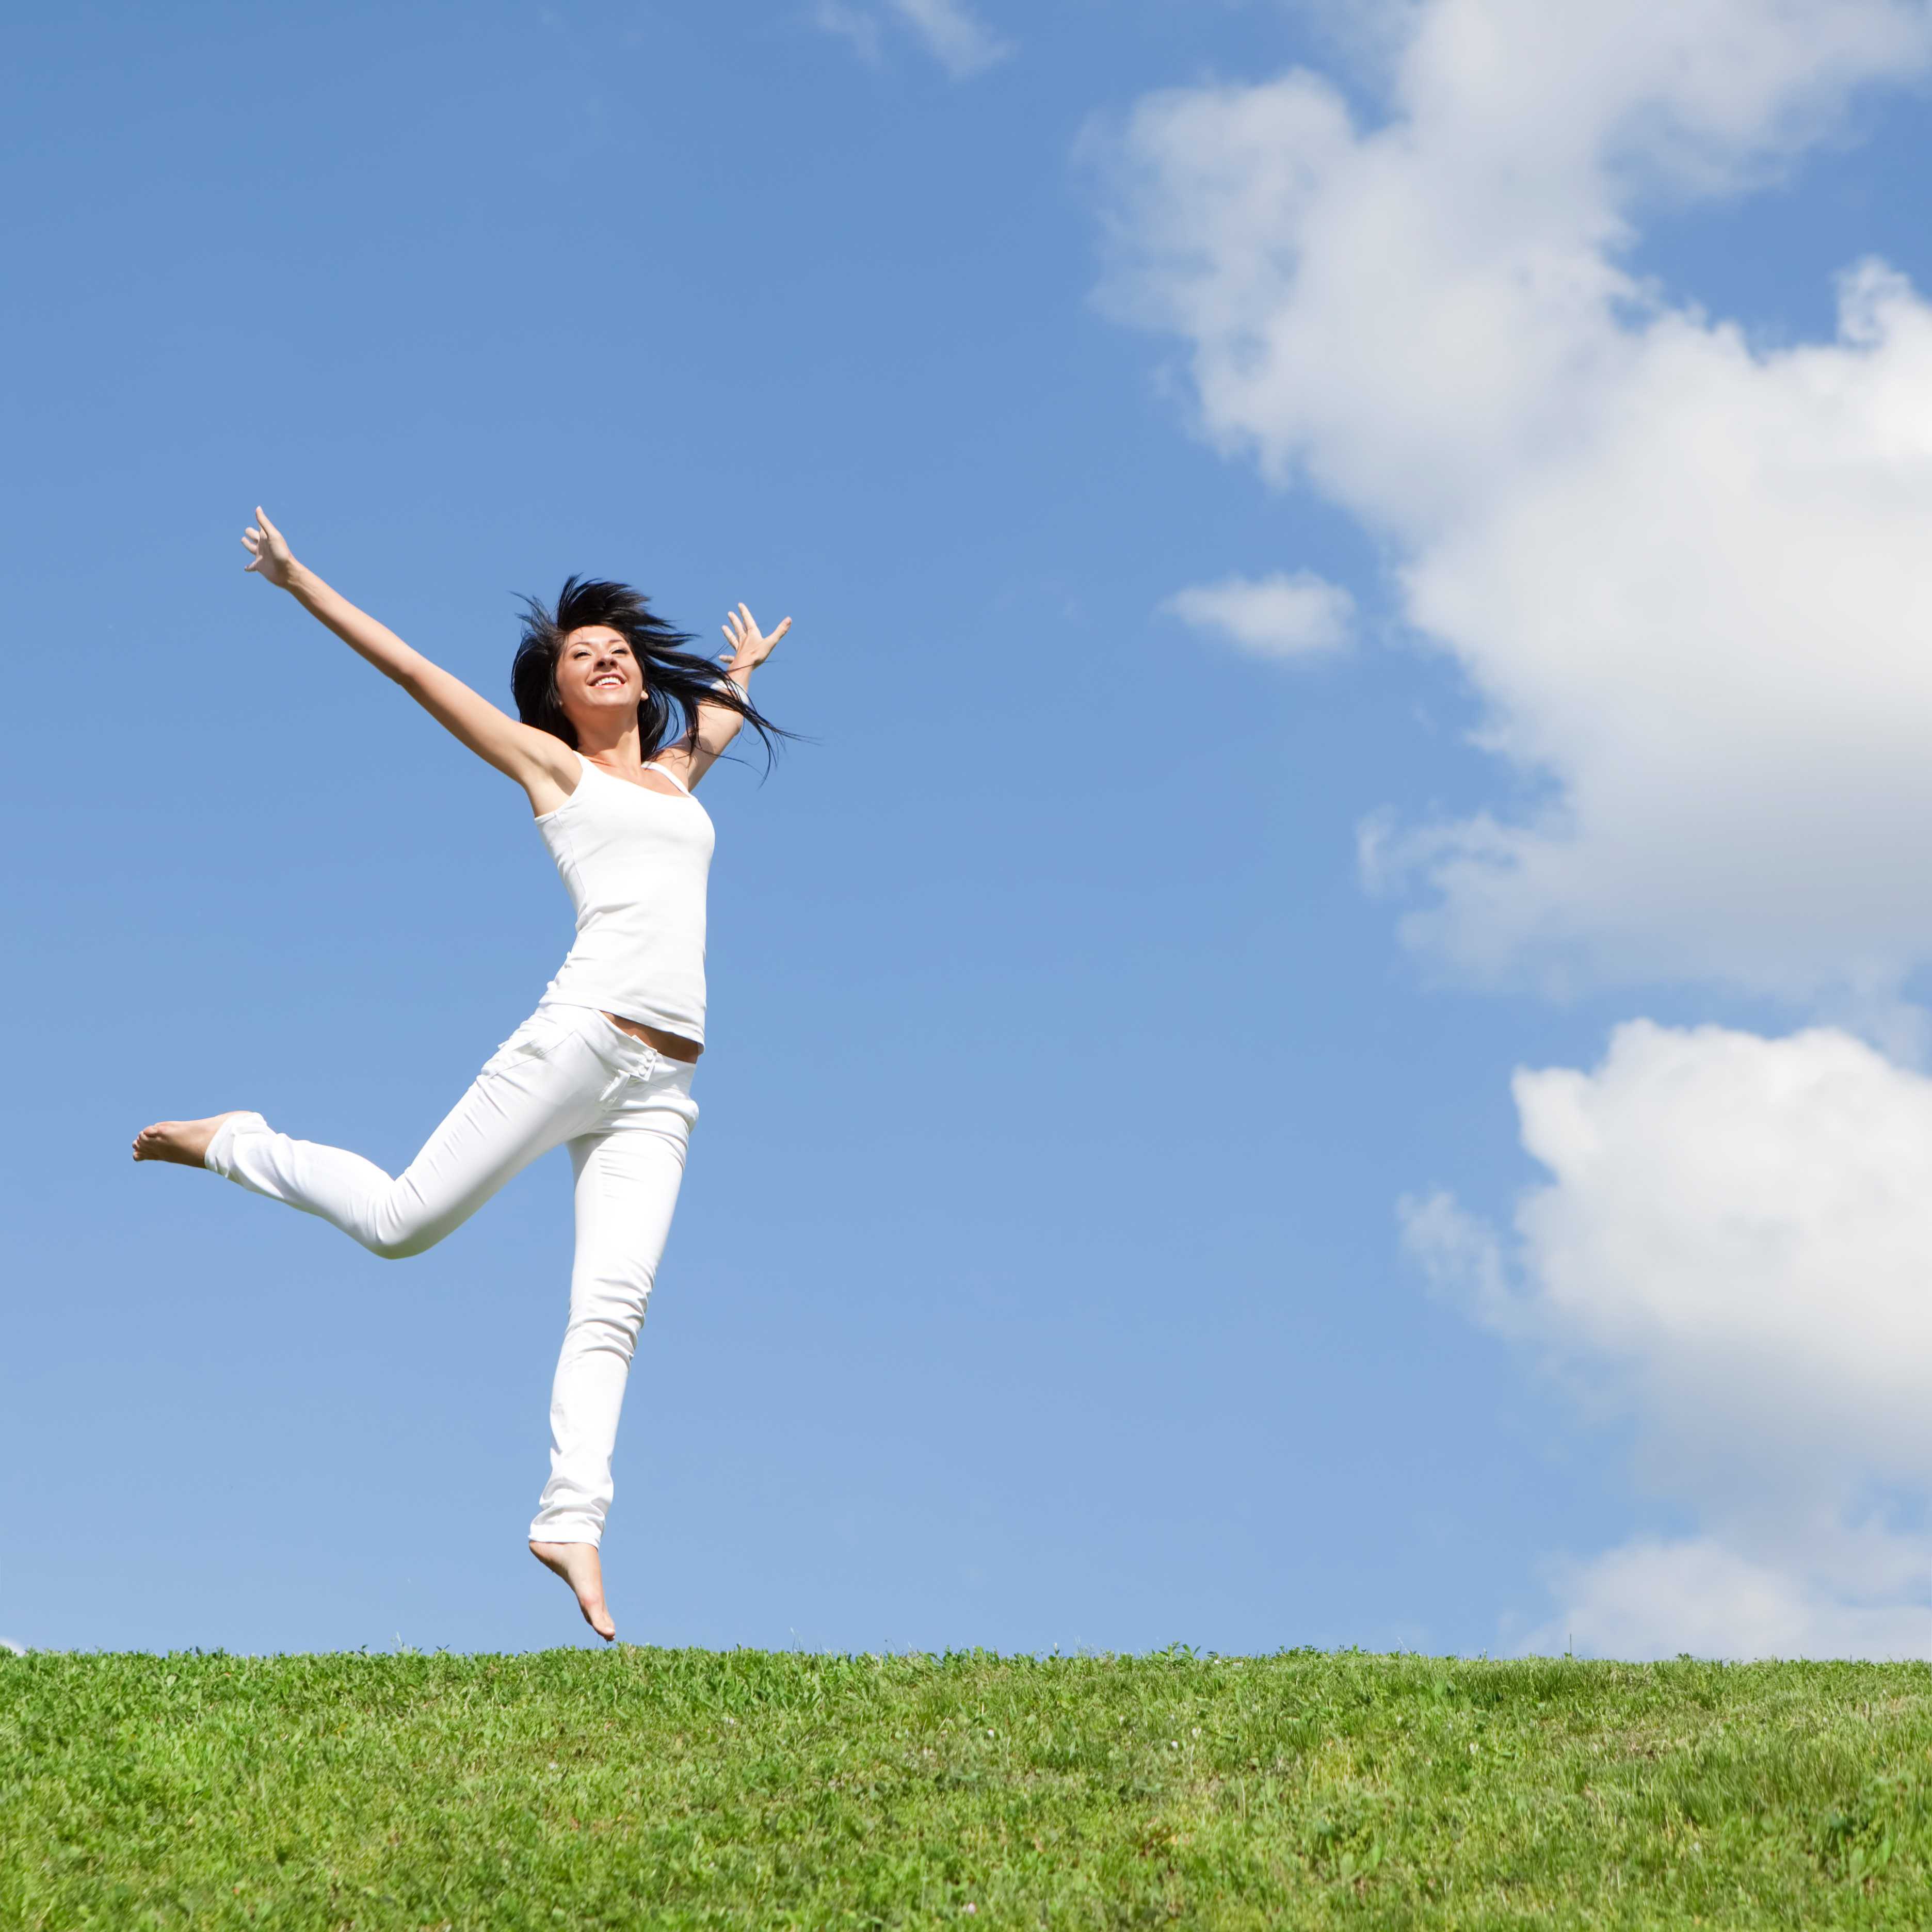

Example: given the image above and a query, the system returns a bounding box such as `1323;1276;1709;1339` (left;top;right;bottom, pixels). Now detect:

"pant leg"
529;1057;697;1545
205;1008;613;1260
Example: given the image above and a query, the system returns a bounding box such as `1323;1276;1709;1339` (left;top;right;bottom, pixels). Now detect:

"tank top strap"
643;760;691;796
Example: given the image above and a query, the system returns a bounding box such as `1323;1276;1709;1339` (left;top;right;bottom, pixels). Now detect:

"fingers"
718;606;794;652
255;506;282;543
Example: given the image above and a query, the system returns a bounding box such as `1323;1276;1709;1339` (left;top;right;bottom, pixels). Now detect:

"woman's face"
555;624;645;733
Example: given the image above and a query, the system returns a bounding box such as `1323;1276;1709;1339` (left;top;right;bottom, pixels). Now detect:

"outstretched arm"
243;509;578;811
655;603;794;789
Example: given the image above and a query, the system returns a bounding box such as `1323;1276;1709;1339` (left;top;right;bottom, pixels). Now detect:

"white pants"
205;1003;698;1546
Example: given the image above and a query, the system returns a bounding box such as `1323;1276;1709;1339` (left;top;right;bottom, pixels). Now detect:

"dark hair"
512;575;791;767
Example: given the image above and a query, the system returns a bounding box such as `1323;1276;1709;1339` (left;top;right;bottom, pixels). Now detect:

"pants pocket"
482;1010;576;1077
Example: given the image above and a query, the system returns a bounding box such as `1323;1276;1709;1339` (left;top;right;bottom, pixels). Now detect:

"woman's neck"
574;719;647;774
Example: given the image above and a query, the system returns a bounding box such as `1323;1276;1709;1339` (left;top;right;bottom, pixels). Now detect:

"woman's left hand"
720;604;792;679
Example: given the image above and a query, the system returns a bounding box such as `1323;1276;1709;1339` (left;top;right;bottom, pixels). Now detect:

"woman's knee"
565;1295;651;1358
357;1182;461;1260
363;1203;450;1260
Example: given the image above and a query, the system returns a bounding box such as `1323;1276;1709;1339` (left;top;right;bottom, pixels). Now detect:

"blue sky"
8;0;1932;1656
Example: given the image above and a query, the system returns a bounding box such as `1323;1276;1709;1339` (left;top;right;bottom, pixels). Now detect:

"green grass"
6;1649;1932;1928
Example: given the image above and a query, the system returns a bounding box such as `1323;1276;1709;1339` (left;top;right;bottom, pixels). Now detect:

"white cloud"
1107;0;1932;1661
1405;1019;1932;1657
813;1;883;65
1545;1538;1932;1660
816;0;1009;79
1098;0;1932;1000
888;0;1010;77
1164;570;1354;658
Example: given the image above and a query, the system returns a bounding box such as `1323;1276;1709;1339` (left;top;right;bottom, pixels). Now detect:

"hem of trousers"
529;1518;604;1547
204;1111;268;1179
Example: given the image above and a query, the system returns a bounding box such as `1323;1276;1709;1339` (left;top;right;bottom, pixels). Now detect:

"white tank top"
535;752;716;1045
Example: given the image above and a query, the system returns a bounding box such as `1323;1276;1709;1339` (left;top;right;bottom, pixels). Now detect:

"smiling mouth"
590;674;625;689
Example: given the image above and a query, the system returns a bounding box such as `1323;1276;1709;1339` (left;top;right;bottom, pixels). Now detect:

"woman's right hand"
242;507;577;811
242;507;299;589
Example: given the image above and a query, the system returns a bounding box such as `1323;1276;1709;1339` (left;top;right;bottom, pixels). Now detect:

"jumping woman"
133;509;794;1641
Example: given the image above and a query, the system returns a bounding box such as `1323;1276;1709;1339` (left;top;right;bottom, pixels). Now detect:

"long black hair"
511;575;790;766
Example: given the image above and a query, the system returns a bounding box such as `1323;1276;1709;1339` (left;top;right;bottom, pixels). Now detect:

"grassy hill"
5;1646;1932;1927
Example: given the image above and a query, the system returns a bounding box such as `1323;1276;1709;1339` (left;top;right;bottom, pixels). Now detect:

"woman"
134;508;794;1641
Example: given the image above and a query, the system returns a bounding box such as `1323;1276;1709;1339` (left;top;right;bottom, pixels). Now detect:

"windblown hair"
511;575;790;766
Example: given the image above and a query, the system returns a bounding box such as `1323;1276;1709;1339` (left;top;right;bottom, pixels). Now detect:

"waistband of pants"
544;1003;699;1083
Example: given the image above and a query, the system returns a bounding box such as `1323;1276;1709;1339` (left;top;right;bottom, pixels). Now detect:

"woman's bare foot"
529;1540;616;1641
132;1113;249;1168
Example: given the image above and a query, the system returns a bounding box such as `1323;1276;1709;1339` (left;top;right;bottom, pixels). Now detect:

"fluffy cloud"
1163;571;1354;658
1103;0;1932;1658
1544;1539;1932;1661
815;0;1009;78
1405;1020;1932;1657
1101;0;1932;999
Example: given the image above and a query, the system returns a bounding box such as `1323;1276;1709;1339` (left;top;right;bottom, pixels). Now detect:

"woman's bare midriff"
602;1011;703;1062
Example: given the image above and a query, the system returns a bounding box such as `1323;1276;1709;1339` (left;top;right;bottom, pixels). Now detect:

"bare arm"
243;508;578;812
654;603;795;790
